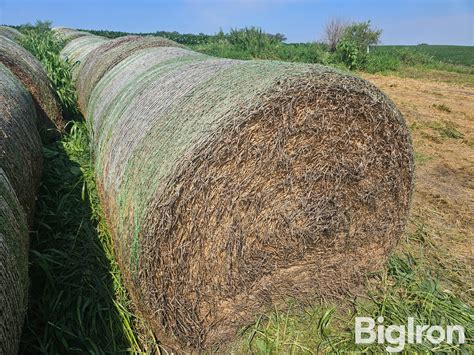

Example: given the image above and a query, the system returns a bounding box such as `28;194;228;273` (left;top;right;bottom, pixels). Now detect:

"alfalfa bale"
75;35;185;113
60;34;108;82
83;44;415;351
0;36;64;133
0;63;42;355
0;26;24;42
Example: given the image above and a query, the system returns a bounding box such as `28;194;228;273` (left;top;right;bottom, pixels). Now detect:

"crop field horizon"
0;18;472;354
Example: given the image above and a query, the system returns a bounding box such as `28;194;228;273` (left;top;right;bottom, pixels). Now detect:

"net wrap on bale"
75;35;185;113
0;26;24;42
77;41;415;351
0;63;42;355
60;34;108;82
52;27;91;42
0;36;64;133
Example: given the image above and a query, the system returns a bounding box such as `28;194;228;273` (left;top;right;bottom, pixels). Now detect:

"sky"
1;0;473;45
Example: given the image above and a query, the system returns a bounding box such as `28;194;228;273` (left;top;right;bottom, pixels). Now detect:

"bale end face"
122;70;414;350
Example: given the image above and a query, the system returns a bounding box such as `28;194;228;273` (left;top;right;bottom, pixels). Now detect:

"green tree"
341;20;382;53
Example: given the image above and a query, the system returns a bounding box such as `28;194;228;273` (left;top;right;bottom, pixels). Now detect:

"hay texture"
52;26;90;42
75;35;185;112
0;26;24;42
0;36;64;133
0;63;42;355
81;44;415;351
60;34;108;82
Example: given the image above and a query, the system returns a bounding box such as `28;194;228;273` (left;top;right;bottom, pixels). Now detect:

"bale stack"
0;26;24;42
0;36;64;133
70;39;414;351
0;63;43;355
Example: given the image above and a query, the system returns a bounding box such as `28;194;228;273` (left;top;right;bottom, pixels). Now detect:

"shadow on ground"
19;137;130;354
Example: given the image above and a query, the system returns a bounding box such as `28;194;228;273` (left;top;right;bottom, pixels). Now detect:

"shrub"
335;39;360;69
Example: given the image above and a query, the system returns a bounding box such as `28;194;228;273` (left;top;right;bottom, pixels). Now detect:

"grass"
17;24;160;354
377;44;474;66
16;23;473;353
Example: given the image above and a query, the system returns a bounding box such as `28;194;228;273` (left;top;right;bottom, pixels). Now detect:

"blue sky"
1;0;473;45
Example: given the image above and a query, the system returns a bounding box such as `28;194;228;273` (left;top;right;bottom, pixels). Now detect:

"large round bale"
0;63;42;355
0;26;24;42
52;26;90;42
60;34;108;82
75;35;185;112
85;46;414;350
0;36;64;133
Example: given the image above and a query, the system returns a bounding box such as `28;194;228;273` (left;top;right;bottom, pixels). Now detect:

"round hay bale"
0;35;64;133
75;35;185;113
0;63;42;355
60;35;108;82
52;26;90;42
84;47;415;351
0;26;24;42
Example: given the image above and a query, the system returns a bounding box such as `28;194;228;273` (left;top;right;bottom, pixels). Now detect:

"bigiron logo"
355;316;466;352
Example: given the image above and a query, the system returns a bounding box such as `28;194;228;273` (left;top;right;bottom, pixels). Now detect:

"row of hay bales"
62;30;414;351
0;31;63;354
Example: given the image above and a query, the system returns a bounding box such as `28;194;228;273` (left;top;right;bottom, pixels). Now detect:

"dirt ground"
362;73;473;294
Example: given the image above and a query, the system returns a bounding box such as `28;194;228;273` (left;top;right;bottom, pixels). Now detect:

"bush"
335;39;360;69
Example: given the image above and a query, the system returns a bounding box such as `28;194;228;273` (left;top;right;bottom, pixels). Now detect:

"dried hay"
82;44;415;351
0;26;24;42
75;35;185;112
60;34;108;82
52;26;90;42
0;36;64;133
0;63;42;354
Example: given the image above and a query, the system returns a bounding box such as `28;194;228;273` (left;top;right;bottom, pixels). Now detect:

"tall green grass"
18;24;160;354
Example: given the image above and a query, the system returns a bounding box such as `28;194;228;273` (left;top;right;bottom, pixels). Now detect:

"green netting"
0;35;64;132
75;35;185;112
0;26;24;42
60;34;109;82
77;42;414;351
0;63;42;355
52;26;90;42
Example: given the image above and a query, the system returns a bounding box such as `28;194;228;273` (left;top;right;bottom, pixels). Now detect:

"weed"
433;103;452;113
415;151;432;166
430;121;464;139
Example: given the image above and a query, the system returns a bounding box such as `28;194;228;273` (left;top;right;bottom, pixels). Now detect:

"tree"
324;18;349;52
340;20;382;53
268;33;287;42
